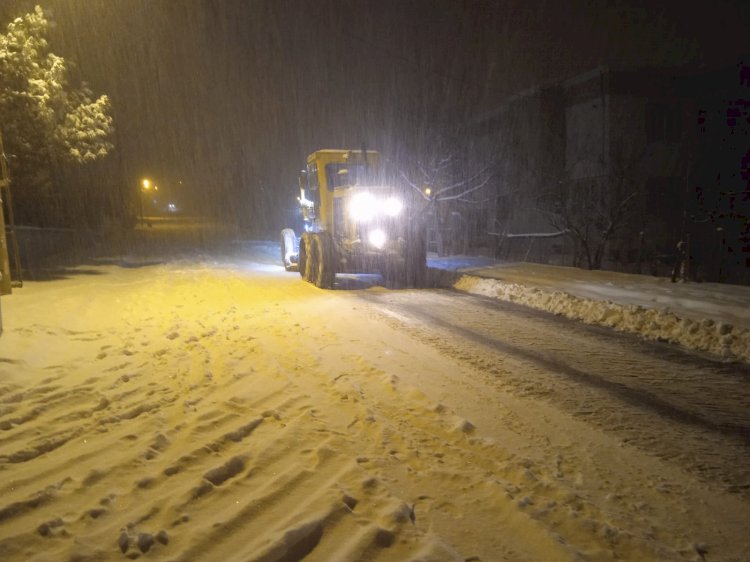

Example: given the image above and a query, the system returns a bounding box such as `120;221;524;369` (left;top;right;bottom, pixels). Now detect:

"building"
464;59;749;283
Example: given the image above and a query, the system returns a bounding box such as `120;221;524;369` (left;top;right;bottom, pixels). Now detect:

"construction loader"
280;149;426;288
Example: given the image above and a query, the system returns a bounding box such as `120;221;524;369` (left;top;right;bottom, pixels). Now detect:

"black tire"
302;233;318;284
299;232;311;281
314;233;336;289
280;228;298;271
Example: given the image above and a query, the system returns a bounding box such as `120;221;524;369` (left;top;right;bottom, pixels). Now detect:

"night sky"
2;0;748;229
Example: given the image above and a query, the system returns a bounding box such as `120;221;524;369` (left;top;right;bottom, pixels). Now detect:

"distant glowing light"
142;179;151;190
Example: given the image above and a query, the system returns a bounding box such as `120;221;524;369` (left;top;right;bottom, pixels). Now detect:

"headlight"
349;193;378;221
368;229;387;249
349;193;403;221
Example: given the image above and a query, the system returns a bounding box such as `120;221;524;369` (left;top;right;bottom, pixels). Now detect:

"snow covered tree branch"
0;6;114;176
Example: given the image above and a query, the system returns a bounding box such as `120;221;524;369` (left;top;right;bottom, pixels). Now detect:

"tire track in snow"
362;289;750;497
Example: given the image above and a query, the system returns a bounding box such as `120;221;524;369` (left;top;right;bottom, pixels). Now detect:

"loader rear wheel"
313;233;336;289
300;233;316;283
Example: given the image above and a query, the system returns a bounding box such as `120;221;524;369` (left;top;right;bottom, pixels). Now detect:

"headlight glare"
383;197;403;216
368;229;387;249
349;192;403;221
349;193;378;221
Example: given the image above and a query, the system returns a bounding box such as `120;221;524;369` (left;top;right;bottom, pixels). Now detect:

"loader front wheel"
313;233;336;289
300;233;316;283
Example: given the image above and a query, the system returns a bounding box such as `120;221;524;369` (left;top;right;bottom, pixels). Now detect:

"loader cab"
302;149;384;237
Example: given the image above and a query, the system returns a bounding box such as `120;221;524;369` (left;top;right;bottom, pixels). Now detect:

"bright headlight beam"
368;229;387;249
349;192;378;221
350;193;403;221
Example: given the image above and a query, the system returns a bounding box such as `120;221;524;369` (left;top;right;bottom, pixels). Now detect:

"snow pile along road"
452;263;750;364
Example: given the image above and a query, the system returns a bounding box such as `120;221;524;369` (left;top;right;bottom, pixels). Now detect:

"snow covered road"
0;235;748;561
362;288;750;494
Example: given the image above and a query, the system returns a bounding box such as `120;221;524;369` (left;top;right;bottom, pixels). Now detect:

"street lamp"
140;178;151;225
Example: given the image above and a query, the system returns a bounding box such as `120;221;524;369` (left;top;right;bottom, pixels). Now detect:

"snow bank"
454;275;750;364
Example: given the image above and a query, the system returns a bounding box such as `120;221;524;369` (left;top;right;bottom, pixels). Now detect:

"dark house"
464;59;749;284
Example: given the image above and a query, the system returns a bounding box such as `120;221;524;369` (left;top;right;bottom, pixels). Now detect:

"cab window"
325;163;370;190
325;163;349;190
308;163;319;190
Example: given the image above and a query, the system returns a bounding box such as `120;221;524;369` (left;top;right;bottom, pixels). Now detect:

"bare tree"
539;149;644;270
398;152;495;255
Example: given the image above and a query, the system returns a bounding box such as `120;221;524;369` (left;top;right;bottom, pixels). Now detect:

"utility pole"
0;131;13;297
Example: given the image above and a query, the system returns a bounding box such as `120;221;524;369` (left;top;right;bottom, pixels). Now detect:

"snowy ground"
433;256;750;365
0;226;748;561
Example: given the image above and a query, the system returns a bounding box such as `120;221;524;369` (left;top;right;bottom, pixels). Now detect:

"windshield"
325;162;372;190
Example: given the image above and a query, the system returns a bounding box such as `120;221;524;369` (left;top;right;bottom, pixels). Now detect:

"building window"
645;102;682;143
